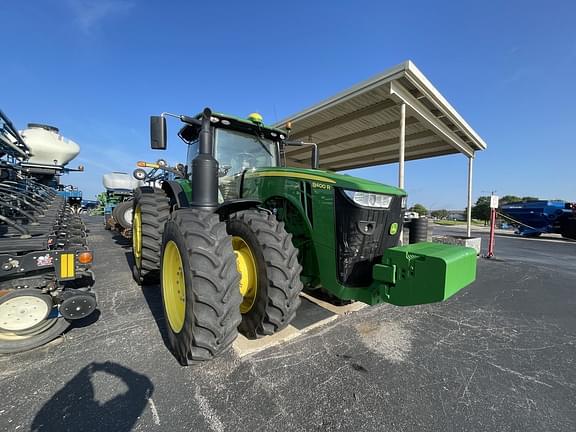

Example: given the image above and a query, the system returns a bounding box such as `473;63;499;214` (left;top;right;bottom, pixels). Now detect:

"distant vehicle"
447;211;466;221
404;211;420;222
101;160;181;238
500;200;576;239
101;172;141;237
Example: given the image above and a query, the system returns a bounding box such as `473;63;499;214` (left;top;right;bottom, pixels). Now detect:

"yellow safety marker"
59;253;75;279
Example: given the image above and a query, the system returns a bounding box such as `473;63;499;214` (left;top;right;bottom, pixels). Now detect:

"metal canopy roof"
275;61;487;171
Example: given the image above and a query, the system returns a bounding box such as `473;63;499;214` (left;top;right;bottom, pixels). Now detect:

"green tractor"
131;108;477;365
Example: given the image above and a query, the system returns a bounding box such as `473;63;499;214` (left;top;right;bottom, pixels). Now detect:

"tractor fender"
216;199;261;220
161;181;190;210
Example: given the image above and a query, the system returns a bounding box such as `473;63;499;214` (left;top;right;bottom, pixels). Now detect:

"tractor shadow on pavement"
31;362;153;432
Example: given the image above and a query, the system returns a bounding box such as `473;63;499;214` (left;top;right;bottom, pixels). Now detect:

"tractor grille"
334;188;403;287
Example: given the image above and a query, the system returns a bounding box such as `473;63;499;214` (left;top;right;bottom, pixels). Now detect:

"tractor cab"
178;112;284;202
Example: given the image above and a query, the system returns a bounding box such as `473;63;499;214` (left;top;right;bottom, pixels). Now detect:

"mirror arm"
283;140;319;169
179;115;202;126
312;143;319;169
160;112;202;126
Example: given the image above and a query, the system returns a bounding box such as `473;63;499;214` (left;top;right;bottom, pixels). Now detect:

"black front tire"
132;187;170;285
161;210;242;365
227;210;303;339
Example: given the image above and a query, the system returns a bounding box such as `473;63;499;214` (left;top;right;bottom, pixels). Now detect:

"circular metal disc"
60;295;97;320
0;294;52;332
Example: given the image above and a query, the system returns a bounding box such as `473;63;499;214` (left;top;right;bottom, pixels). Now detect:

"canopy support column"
398;103;406;189
466;154;474;237
397;102;407;245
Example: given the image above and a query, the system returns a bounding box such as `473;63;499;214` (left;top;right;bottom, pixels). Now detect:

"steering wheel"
237;152;257;169
218;165;231;177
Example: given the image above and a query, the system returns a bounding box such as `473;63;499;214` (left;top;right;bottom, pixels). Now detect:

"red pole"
487;208;496;258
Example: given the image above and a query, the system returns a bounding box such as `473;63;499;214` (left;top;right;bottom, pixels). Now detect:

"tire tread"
229;210;303;338
133;187;170;284
163;210;241;365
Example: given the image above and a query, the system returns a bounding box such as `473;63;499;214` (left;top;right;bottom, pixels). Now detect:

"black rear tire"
104;215;112;230
227;210;303;339
132;187;170;285
161;210;241;365
112;200;134;229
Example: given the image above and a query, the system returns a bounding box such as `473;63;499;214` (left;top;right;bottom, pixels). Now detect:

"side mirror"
150;116;167;150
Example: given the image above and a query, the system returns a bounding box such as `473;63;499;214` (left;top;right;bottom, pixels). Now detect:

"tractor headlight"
343;190;393;209
401;196;407;209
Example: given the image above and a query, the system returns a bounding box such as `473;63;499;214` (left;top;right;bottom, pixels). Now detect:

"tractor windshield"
215;128;279;201
215;129;279;173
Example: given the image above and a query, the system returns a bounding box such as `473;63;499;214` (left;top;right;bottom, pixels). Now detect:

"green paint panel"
176;178;193;203
251;167;407;196
373;242;477;306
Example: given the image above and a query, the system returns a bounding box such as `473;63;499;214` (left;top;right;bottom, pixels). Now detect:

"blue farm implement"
0;109;97;354
499;200;576;239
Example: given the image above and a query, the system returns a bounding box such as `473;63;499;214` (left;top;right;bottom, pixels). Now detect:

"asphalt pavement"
1;218;575;431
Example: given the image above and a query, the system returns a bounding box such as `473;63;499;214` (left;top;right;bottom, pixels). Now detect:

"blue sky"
2;0;575;209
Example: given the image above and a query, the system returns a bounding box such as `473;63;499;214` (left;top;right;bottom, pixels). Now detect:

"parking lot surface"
1;218;575;431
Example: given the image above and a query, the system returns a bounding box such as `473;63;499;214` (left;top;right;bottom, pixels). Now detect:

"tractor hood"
250;167;406;196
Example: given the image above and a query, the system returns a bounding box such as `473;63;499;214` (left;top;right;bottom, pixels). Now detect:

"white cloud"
67;0;133;34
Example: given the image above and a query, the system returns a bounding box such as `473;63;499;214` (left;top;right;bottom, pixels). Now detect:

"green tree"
431;209;449;219
471;196;491;222
409;203;428;216
500;195;522;205
499;195;539;205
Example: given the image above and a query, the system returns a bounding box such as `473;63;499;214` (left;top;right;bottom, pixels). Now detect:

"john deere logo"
389;223;398;235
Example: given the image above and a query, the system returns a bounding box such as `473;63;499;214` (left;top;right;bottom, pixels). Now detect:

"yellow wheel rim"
162;241;186;333
232;236;258;314
132;206;142;268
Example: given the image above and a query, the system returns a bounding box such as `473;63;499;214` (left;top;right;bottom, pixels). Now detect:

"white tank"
19;124;80;166
102;172;142;191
